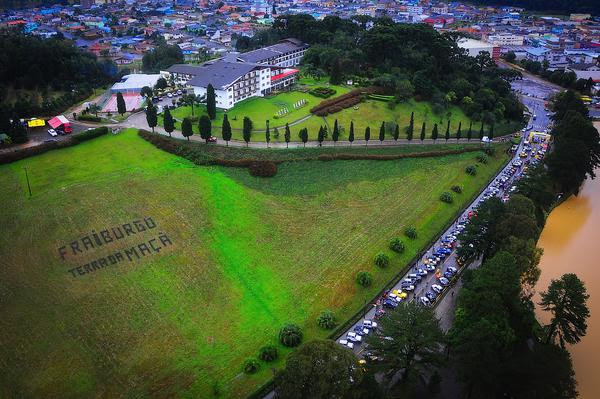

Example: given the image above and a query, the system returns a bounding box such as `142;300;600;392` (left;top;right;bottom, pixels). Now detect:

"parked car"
207;136;218;143
353;325;370;336
419;296;431;306
431;284;443;294
346;332;362;343
339;339;354;349
439;277;450;286
363;320;378;330
47;129;57;137
425;291;437;301
383;298;398;308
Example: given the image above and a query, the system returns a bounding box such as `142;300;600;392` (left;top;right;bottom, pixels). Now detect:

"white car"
431;284;443;294
363;320;378;329
420;296;431;306
347;332;362;343
47;129;57;137
339;339;354;349
167;93;173;98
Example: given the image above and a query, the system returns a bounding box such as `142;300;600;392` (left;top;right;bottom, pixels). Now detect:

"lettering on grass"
57;217;174;278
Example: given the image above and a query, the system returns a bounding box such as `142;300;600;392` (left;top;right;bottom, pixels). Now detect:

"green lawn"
0;129;509;398
160;87;519;143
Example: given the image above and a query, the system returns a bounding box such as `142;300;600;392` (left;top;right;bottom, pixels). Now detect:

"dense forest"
241;15;524;126
0;30;116;118
468;0;600;15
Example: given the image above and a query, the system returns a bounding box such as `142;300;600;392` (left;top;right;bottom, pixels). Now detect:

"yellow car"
392;289;408;299
520;152;527;158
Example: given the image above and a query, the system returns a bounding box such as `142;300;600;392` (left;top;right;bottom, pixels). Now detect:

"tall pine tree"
284;123;290;148
145;102;157;133
432;123;438;141
364;126;370;146
445;120;450;141
420;122;426;142
163;107;175;137
206;84;216;120
379;122;385;143
332;119;339;144
222;114;232;146
349;121;354;145
116;92;126;115
199;114;212;143
456;121;462;141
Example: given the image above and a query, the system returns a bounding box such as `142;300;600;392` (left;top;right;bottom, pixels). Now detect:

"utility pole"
23;167;32;197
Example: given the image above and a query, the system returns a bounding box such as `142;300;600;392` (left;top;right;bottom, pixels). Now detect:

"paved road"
326;72;551;368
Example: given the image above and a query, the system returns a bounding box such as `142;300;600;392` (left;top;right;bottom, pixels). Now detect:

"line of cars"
339;319;379;349
337;124;541;353
151;89;186;104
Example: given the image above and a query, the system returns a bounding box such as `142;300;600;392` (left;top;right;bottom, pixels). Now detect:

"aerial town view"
1;0;599;398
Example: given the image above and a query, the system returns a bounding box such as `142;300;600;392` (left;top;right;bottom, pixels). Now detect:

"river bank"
533;122;600;399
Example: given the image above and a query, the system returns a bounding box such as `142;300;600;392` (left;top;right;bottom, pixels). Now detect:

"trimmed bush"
389;237;405;253
248;161;277;177
279;324;303;347
77;114;101;122
356;271;372;287
309;87;336;98
476;154;489;164
451;185;463;194
466;165;477;176
258;345;278;362
374;252;390;268
316;310;336;330
72;126;109;144
404;226;418;240
243;358;260;374
440;192;454;204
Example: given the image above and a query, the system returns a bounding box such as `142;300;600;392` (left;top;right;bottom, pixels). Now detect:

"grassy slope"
0;129;509;398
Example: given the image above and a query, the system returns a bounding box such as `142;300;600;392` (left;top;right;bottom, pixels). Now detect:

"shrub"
483;147;496;156
279;324;303;347
316;310;336;330
243;358;260;374
72;126;109;144
466;165;477;176
451;185;463;194
389;237;405;253
309;87;336;98
356;271;372;287
77;114;101;122
404;226;418;240
476;154;489;164
440;192;454;203
258;345;278;362
249;161;277;177
374;252;390;268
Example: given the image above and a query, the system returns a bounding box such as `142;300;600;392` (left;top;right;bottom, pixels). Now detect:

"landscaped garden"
158;78;520;143
0;129;509;398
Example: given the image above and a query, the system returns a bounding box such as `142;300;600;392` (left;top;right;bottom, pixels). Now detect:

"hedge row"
0;127;109;165
310;86;387;116
139;131;485;170
139;130;282;176
77;114;102;122
315;147;482;161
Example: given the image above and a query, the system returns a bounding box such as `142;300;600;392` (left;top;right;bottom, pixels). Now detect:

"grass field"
0;129;509;398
